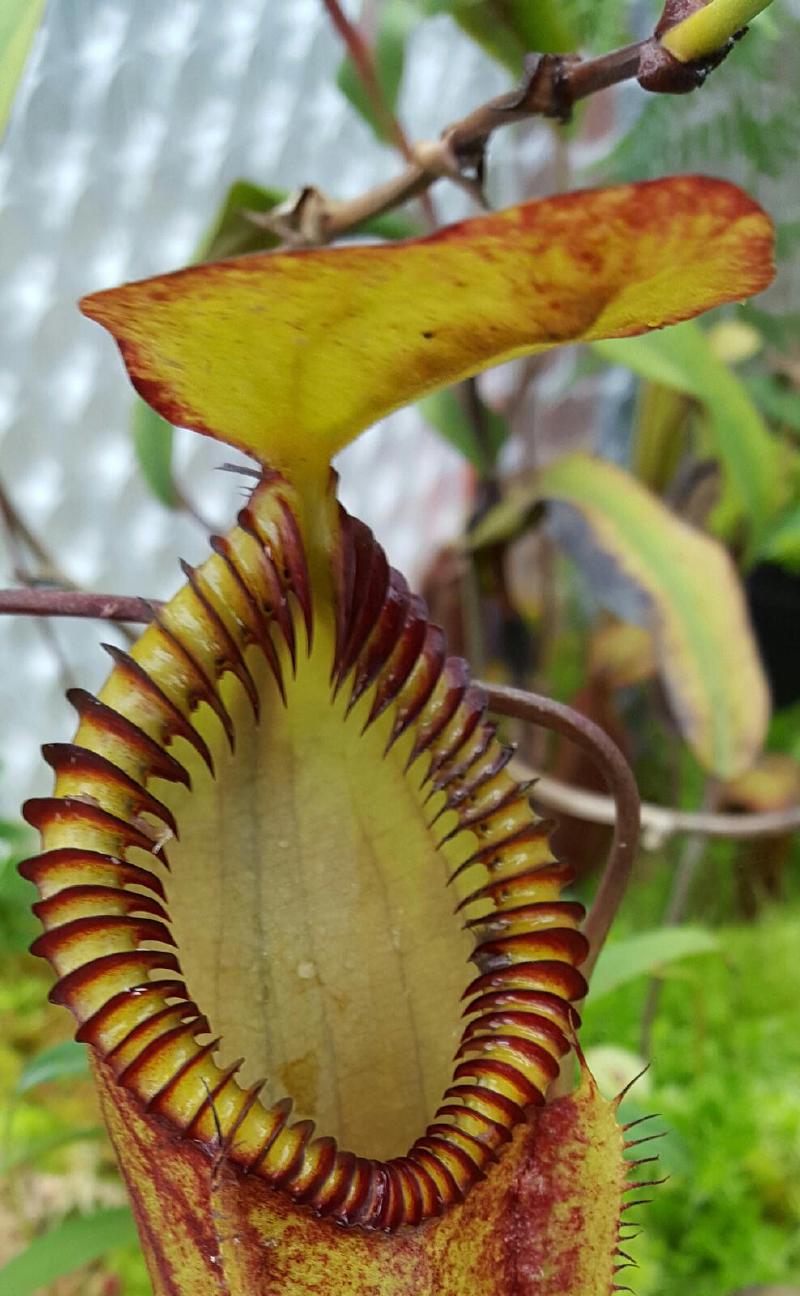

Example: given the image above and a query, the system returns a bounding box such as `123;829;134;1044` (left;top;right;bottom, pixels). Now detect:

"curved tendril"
480;684;641;981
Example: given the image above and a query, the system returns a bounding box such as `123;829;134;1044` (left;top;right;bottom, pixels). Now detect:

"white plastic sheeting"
0;1;526;815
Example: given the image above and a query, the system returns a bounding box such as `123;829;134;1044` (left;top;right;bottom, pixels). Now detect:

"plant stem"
321;0;412;161
482;682;641;979
484;684;641;1099
517;768;800;844
0;588;161;623
0;478;78;687
0;477;73;588
639;781;721;1056
662;0;775;60
260;19;741;247
663;788;721;925
321;0;438;228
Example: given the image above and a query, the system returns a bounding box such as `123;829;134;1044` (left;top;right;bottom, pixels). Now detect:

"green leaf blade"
747;374;800;433
419;387;509;471
591;926;719;1000
593;321;787;548
0;0;46;136
757;507;800;571
132;399;176;508
1;1125;104;1174
197;179;287;261
0;1208;138;1296
439;0;577;70
16;1040;90;1094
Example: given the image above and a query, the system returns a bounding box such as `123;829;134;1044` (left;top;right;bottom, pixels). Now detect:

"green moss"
583;910;800;1295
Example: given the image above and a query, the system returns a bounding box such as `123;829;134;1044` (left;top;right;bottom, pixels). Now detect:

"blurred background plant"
1;0;799;1292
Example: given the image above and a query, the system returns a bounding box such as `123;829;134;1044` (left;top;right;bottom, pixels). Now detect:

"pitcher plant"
21;176;772;1295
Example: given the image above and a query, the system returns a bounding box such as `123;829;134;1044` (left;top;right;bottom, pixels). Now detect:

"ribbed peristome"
23;472;587;1231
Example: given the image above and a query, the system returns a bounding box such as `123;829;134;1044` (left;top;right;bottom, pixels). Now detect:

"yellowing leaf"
129;180;420;506
472;454;770;778
81;177;773;487
589;619;656;689
722;753;800;812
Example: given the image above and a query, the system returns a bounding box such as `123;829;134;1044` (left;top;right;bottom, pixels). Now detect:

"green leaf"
593;321;787;550
0;0;46;136
419;386;509;471
0;817;30;864
416;0;577;69
757;507;800;572
336;0;414;142
359;208;422;242
631;381;687;493
593;333;703;395
198;179;287;261
0;850;37;954
591;926;719;1000
132;399;176;508
1;1125;104;1174
16;1041;90;1094
744;305;800;353
0;1207;138;1296
197;179;421;262
747;375;800;433
554;0;630;51
470;453;770;778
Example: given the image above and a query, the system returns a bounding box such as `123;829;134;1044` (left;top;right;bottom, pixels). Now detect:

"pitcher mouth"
22;471;587;1231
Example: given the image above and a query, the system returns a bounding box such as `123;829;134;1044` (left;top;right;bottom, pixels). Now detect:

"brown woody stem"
0;482;67;585
0;588;161;623
320;0;438;229
273;8;745;247
286;47;644;243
